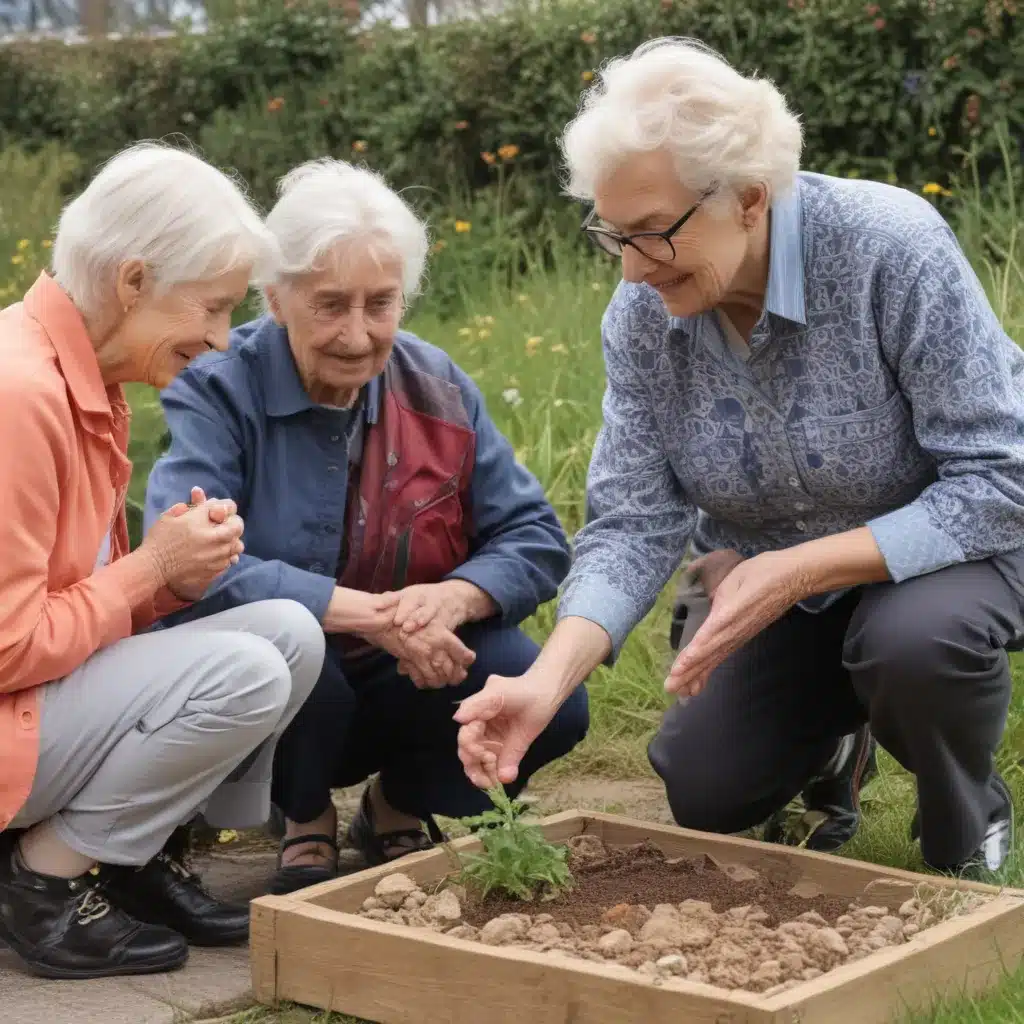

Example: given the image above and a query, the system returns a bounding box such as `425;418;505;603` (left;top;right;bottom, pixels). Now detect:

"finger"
496;731;530;785
404;599;439;634
167;502;189;518
374;591;402;613
190;487;207;505
393;591;425;630
452;686;505;725
436;630;475;667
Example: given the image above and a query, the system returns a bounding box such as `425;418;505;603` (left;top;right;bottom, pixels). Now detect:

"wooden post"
80;0;108;37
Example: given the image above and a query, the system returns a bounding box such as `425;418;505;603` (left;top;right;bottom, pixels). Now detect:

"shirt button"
330;435;340;442
788;476;800;488
310;562;325;572
795;520;807;532
327;465;338;473
794;502;807;512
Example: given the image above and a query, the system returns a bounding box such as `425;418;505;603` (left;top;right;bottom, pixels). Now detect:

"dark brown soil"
461;840;851;930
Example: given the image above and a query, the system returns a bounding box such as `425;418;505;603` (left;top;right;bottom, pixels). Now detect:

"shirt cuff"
279;563;336;624
866;502;965;582
557;576;639;665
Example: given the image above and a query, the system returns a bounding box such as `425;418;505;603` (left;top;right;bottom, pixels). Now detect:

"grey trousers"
10;599;325;866
649;554;1024;868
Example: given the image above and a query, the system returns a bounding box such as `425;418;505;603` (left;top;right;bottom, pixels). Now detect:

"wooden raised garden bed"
250;810;1024;1023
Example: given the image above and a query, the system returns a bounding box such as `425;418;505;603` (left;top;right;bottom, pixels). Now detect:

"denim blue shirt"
144;317;571;628
560;171;1024;659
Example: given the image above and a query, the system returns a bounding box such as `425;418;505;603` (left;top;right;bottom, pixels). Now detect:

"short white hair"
261;159;429;298
561;37;803;207
52;141;273;315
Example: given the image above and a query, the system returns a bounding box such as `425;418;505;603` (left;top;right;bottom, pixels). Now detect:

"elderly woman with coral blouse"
0;144;326;981
145;159;589;896
455;38;1024;881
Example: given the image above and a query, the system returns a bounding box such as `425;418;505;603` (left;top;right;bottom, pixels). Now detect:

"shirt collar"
23;271;117;419
257;316;381;424
668;177;807;334
763;179;807;326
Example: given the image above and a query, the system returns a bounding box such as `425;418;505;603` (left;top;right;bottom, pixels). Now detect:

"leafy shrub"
456;786;574;902
0;0;1019;206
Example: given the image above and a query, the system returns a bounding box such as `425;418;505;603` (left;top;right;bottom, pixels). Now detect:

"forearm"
788;526;891;597
437;578;499;626
533;616;612;706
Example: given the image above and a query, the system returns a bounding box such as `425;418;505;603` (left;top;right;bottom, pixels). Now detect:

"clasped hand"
333;582;477;690
141;486;245;602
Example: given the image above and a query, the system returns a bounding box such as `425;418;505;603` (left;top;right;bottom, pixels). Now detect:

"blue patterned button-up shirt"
559;171;1024;658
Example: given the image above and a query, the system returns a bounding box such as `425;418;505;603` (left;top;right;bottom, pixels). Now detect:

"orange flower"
581;70;595;82
874;16;886;29
352;139;368;153
454;120;470;130
942;55;959;70
431;240;447;254
481;151;496;166
454;220;472;234
266;97;285;113
580;30;597;44
497;144;519;162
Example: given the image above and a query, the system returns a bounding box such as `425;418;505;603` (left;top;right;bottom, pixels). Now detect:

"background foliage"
0;0;1020;218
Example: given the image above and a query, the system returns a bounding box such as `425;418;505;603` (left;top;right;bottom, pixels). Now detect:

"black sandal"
346;784;447;867
268;833;339;896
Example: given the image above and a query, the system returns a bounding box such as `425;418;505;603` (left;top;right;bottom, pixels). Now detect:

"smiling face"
113;264;253;389
593;149;767;319
266;242;405;407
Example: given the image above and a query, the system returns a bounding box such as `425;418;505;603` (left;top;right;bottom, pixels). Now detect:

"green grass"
5;142;1024;1022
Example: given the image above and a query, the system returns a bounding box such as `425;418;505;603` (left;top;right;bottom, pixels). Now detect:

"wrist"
784;527;890;598
438;579;498;626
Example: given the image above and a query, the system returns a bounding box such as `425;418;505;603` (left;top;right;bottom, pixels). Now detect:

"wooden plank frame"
250;810;1024;1024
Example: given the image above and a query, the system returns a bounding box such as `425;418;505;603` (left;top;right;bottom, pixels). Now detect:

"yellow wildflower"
458;327;473;337
217;829;239;844
551;343;568;354
516;293;529;304
582;70;595;82
928;126;937;137
478;328;491;340
352;139;369;153
41;239;52;248
454;220;472;234
10;254;23;265
922;182;951;197
525;335;543;355
497;144;519;162
482;315;495;325
16;238;29;251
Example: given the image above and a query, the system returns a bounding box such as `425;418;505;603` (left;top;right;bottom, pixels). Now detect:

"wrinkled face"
127;267;252;389
592;149;763;319
268;244;404;406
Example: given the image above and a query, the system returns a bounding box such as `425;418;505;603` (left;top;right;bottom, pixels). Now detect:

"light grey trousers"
10;599;325;866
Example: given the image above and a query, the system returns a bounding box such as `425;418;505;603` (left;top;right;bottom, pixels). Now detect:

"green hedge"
1;0;1021;212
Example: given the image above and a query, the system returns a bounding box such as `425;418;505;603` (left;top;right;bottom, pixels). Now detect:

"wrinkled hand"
392;582;462;635
665;549;809;699
368;619;476;689
325;587;401;638
142;487;245;602
453;672;559;788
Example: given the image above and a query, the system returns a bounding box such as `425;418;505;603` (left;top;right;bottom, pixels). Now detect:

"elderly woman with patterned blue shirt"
455;38;1024;880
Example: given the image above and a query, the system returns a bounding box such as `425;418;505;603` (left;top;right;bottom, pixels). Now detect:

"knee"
203;634;294;735
844;586;1002;710
252;599;326;699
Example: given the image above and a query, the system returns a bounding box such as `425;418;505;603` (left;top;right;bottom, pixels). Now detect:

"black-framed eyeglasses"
582;184;718;262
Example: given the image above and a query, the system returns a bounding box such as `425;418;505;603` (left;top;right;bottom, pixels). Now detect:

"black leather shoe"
918;774;1013;880
0;839;187;980
764;724;878;852
100;829;249;947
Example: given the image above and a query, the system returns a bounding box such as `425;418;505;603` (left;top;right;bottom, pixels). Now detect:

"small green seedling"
455;785;574;902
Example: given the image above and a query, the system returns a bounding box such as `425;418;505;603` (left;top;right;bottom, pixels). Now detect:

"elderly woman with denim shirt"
0;143;326;981
455;38;1024;880
145;159;589;896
